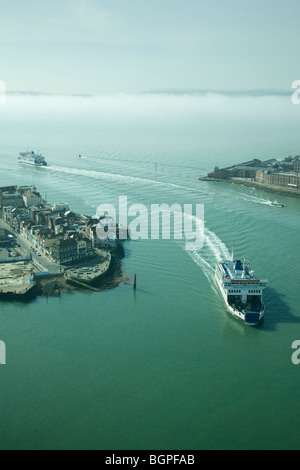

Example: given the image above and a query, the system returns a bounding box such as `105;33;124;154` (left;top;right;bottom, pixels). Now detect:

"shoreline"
0;183;131;301
198;176;300;198
0;211;129;300
0;244;128;301
38;243;129;297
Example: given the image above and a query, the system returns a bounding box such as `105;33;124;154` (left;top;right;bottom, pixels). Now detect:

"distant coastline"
142;88;291;97
7;88;292;98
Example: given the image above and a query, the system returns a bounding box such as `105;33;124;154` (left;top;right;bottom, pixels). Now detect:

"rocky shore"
0;244;129;301
36;243;129;297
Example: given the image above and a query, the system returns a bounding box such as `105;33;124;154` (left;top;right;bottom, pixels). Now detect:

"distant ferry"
18;151;47;166
215;258;268;326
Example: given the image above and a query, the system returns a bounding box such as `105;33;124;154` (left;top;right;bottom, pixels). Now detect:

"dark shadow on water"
133;288;152;295
259;287;300;331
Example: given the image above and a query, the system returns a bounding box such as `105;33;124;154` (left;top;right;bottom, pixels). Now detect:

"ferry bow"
215;258;268;326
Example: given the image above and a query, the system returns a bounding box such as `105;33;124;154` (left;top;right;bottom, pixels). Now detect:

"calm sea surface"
0;92;299;450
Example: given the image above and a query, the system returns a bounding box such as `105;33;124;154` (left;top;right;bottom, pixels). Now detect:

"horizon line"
5;88;292;98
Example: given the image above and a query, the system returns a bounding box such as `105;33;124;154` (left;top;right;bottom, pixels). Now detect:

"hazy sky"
0;0;299;94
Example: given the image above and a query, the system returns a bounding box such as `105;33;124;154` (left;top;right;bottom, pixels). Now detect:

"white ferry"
18;151;47;166
215;258;268;326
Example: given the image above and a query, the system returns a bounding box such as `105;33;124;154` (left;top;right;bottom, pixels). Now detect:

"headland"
0;185;128;300
199;156;300;198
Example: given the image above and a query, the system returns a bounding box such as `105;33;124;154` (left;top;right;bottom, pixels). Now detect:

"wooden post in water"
133;274;137;291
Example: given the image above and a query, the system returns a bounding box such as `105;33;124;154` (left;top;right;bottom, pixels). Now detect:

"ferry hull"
19;160;47;166
215;272;265;326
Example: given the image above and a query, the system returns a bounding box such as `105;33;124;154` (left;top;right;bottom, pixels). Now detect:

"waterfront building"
52;203;69;213
51;238;78;264
0;184;121;267
256;171;299;190
294;158;300;173
1;192;24;209
23;191;43;208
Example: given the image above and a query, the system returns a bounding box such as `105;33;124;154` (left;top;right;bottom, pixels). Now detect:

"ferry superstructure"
215;258;268;326
18;151;47;166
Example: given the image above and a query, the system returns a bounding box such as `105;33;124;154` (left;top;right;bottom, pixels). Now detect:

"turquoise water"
0;92;300;450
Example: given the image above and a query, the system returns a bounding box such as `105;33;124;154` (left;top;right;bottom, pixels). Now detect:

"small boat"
76;154;82;158
271;200;286;207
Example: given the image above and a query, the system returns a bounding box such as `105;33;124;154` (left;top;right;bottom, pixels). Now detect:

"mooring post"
133;274;137;291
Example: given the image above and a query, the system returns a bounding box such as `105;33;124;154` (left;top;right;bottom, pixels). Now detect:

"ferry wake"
215;257;268;326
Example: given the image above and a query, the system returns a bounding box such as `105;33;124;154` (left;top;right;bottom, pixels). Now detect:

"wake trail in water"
180;222;231;295
237;194;273;205
216;188;272;206
44;164;231;294
41;164;199;194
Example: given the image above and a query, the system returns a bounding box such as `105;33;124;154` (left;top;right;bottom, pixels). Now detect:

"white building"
52;203;69;212
23;192;43;208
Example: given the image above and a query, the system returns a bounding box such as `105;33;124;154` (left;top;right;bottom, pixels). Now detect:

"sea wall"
199;176;300;198
0;282;39;301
